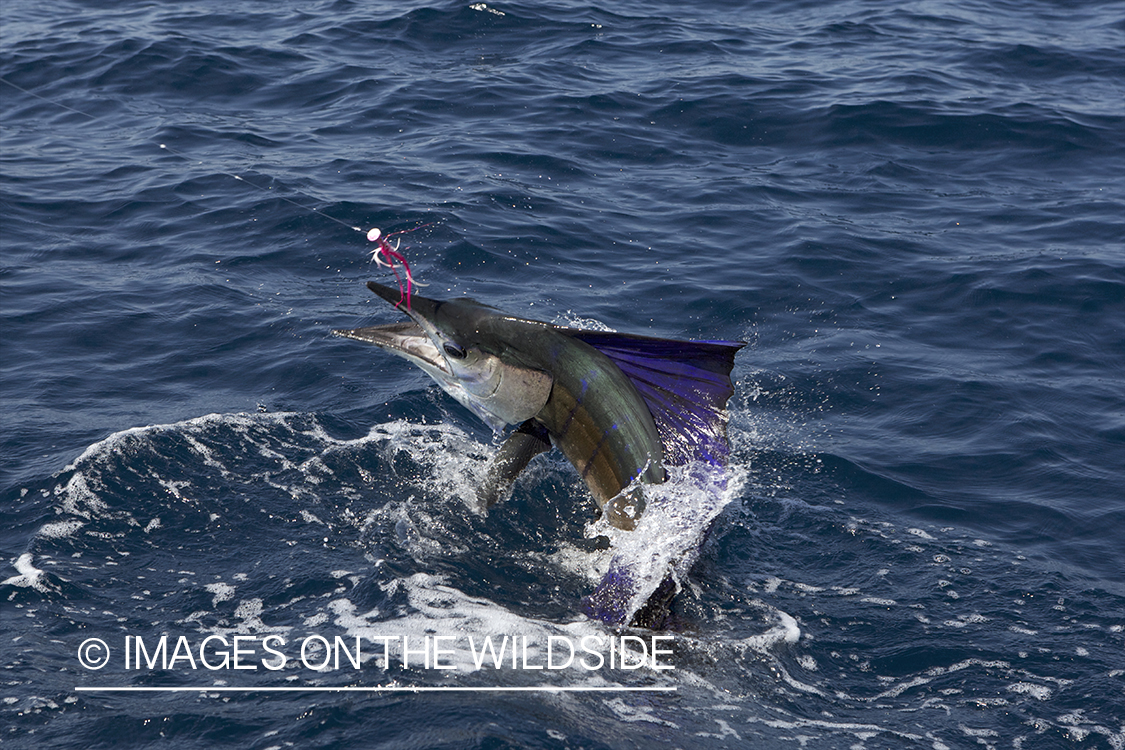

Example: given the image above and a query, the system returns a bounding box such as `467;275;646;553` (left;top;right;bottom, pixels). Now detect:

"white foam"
228;598;288;635
38;520;85;539
604;696;678;727
695;718;743;741
548;542;611;585
1007;681;1052;701
746;712;920;743
552;313;614;332
205;582;236;607
793;582;824;593
797;655;818;671
308;572;682;687
582;460;745;621
57;471;108;519
331;419;495;513
45;410;747;630
734;609;801;651
2;553;47;591
861;597;896;606
157;479;194;504
468;3;505;17
300;510;326;525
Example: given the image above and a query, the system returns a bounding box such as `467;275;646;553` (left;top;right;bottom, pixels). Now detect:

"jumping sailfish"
335;281;744;627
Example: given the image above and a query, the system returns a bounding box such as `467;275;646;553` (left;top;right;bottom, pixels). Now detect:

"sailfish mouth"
332;321;450;375
332;282;450;377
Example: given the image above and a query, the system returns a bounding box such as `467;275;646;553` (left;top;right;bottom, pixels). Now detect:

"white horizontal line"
76;685;676;693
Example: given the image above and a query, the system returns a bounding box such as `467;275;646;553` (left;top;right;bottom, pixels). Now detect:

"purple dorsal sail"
566;331;744;467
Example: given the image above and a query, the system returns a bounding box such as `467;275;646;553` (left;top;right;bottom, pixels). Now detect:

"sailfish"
335;281;744;627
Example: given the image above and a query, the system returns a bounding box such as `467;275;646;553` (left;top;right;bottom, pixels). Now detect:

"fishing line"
0;75;426;303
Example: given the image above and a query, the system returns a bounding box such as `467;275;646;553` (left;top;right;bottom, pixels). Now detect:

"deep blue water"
3;0;1124;747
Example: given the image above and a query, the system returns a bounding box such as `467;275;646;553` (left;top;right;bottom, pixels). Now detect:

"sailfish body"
335;281;744;626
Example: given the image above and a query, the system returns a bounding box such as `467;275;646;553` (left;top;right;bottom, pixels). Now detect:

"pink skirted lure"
366;227;424;310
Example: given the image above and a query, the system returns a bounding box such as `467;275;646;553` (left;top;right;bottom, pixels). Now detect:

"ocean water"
2;0;1123;747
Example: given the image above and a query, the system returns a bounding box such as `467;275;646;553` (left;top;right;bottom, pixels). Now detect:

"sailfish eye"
443;343;467;360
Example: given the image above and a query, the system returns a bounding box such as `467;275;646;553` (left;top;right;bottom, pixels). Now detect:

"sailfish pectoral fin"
477;419;553;510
